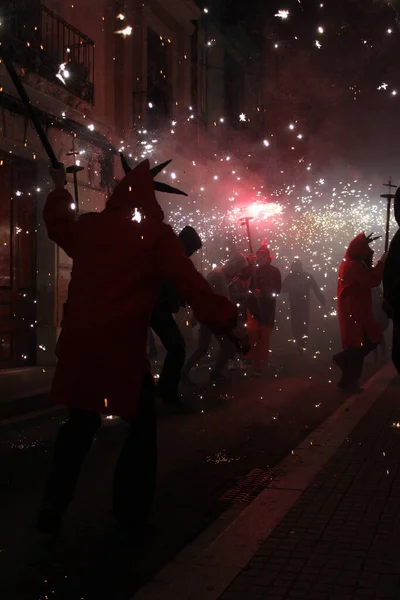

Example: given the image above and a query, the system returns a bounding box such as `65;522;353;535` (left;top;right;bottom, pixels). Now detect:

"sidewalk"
0;366;54;420
220;368;400;600
132;362;400;600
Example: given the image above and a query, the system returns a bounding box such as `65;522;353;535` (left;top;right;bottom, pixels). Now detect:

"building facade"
0;0;258;369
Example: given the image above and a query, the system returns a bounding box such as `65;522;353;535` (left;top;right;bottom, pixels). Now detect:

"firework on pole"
380;177;397;251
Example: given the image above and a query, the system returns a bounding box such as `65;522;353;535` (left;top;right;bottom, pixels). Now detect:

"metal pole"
0;47;60;167
381;177;397;252
66;137;83;213
240;216;254;254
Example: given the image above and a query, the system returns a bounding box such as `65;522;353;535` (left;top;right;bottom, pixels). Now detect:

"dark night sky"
197;0;400;180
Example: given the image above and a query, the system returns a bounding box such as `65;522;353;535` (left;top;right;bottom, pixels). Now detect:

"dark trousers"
335;338;376;385
290;302;309;348
147;328;158;359
150;308;186;400
182;323;236;378
41;376;157;525
374;336;387;361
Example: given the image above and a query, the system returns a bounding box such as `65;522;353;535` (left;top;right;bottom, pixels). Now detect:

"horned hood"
345;233;373;260
106;159;164;220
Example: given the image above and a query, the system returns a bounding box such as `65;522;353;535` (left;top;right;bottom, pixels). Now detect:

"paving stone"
220;380;400;600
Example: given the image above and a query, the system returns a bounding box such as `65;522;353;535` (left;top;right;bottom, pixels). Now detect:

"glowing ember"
275;9;290;20
115;25;133;37
56;62;70;85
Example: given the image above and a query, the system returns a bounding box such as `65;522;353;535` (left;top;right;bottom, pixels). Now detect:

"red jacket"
337;233;383;349
44;160;237;416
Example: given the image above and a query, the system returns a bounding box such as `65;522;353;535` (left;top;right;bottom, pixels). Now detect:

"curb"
0;393;52;423
131;362;397;600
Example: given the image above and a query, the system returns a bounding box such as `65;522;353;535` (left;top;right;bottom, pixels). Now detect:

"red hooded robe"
43;160;237;416
337;233;383;349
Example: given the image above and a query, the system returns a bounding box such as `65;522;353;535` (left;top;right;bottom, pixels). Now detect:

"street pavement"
219;372;400;600
0;346;383;600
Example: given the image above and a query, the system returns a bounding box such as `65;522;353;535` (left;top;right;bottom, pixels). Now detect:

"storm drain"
219;467;281;504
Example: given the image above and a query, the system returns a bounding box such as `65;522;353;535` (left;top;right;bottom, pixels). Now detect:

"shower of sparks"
9;0;398;372
228;201;284;223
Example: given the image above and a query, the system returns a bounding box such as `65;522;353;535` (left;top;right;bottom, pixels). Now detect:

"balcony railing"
3;1;95;104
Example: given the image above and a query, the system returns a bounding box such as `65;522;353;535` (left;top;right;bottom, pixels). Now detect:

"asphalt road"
0;340;384;600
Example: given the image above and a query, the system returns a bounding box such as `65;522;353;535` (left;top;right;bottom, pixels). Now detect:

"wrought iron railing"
3;1;95;103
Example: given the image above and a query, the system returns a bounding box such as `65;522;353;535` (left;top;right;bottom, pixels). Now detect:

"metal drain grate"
219;467;280;504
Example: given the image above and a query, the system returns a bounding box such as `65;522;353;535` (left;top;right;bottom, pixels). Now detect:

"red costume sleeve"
343;260;384;289
43;188;78;258
157;225;238;334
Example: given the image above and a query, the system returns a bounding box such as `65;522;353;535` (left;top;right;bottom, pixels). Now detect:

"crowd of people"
34;159;400;540
150;236;331;407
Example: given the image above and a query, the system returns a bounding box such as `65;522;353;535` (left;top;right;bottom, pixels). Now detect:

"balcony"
3;0;94;104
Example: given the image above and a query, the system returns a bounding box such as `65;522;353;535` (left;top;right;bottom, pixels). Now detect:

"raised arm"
156;225;237;334
43;165;78;258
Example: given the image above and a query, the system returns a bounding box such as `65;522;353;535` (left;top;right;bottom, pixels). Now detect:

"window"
147;27;173;127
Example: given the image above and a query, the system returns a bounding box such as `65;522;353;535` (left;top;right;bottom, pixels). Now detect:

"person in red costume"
334;232;387;393
37;160;246;537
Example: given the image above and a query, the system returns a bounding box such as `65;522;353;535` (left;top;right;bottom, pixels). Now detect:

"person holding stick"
37;161;248;538
334;233;386;393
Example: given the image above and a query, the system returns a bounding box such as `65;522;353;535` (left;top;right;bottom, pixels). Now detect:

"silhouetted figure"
147;328;158;359
182;253;248;384
247;241;281;376
151;226;202;405
282;260;325;351
383;187;400;371
37;161;241;537
371;285;388;361
229;264;252;326
334;233;386;393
